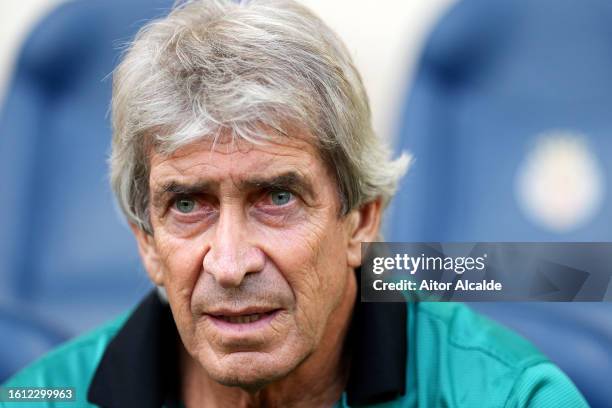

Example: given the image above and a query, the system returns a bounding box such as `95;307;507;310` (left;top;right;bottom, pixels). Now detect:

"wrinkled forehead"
147;128;327;191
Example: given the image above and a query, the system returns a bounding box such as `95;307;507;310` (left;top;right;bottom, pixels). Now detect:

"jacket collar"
88;273;407;407
88;291;181;408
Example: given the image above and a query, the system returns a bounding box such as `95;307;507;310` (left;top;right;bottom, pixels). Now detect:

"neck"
180;272;357;408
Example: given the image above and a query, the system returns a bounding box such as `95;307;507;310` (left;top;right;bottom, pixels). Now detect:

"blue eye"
175;198;196;213
270;190;292;206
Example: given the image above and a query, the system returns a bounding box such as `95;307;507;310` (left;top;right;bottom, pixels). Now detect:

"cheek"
158;234;205;288
261;216;350;335
154;232;206;340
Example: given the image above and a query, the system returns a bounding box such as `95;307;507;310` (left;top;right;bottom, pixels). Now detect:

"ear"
346;198;383;268
130;223;165;286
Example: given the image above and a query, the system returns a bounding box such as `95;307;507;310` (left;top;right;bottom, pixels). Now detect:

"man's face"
137;131;364;388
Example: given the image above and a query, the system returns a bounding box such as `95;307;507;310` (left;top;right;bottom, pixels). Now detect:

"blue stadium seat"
390;0;612;242
0;0;173;357
0;303;68;383
389;0;612;406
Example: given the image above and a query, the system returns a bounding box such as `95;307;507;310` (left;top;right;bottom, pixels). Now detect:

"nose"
202;205;265;288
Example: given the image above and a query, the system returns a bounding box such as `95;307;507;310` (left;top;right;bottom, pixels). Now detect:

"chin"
215;374;275;392
202;350;307;391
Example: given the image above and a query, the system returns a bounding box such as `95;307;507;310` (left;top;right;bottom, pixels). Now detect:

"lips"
207;308;279;324
204;308;281;338
217;313;267;324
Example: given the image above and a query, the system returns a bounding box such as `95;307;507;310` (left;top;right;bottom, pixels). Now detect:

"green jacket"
1;291;588;407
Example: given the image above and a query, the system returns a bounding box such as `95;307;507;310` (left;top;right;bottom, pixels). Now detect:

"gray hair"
110;0;411;234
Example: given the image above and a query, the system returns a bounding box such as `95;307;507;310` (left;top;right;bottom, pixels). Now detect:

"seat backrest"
389;0;612;242
0;0;173;335
0;303;68;383
388;0;612;406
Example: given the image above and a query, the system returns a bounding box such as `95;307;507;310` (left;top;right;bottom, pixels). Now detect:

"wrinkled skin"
131;131;382;407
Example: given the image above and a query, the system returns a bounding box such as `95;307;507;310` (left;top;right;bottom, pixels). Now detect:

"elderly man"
2;1;588;407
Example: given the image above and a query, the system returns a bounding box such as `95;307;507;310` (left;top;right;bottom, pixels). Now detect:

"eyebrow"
151;181;212;209
241;172;314;199
151;171;315;209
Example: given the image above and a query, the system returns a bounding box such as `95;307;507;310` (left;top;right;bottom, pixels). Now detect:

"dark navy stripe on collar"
88;291;181;408
345;299;407;406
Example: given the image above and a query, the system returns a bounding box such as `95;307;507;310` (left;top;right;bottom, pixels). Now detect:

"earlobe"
346;198;383;268
129;223;165;286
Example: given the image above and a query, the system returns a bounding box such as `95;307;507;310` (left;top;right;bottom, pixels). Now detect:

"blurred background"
0;0;611;406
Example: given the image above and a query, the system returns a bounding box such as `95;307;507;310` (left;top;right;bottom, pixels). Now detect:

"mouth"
205;309;282;334
215;312;271;324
